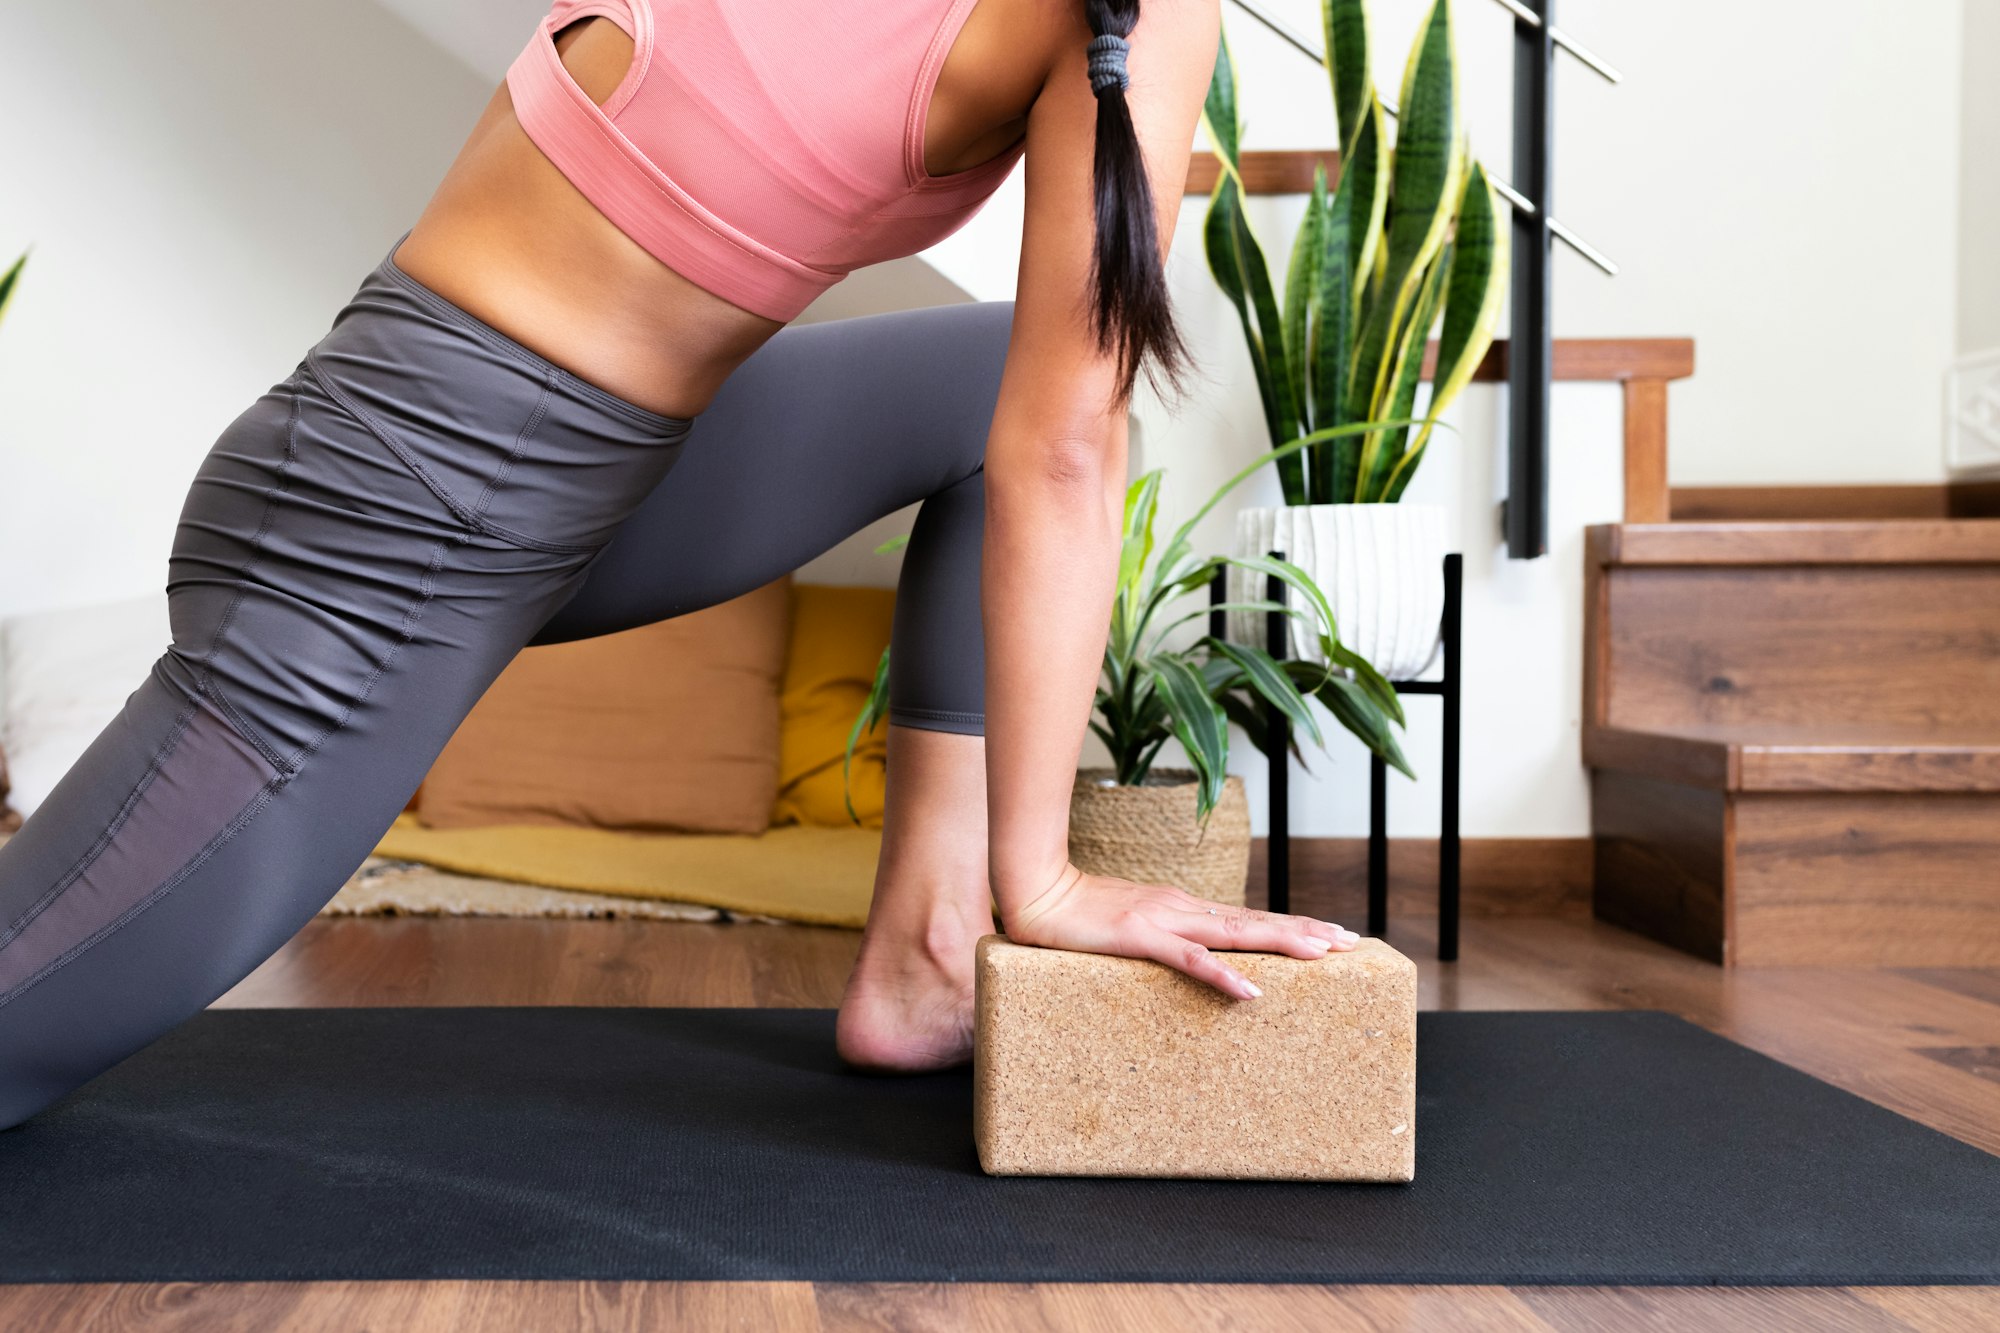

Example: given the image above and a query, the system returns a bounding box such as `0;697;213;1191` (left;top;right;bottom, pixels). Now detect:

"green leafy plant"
0;249;26;330
843;429;1417;825
1204;0;1508;505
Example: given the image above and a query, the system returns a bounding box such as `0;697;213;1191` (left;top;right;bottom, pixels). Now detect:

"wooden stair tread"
1591;519;2000;567
1587;722;2000;792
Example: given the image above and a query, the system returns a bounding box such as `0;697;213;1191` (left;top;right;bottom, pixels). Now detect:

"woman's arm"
982;0;1358;996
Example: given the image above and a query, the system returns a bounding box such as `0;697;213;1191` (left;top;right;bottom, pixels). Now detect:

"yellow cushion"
418;578;791;835
773;584;896;829
372;813;880;927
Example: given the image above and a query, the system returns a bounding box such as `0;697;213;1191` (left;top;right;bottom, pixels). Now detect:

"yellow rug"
371;813;880;928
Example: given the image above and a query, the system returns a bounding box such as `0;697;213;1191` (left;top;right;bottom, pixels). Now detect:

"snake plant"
1205;0;1508;505
0;250;26;331
843;429;1416;825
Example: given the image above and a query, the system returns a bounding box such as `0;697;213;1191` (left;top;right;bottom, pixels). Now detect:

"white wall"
0;0;491;620
1537;0;1963;485
1961;0;2000;357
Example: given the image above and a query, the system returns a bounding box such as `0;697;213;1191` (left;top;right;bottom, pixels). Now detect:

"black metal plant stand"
1210;553;1464;961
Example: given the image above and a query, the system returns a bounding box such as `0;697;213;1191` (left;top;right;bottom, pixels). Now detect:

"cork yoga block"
973;936;1417;1180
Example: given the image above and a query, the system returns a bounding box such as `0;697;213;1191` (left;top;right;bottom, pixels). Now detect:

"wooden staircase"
1585;520;2000;966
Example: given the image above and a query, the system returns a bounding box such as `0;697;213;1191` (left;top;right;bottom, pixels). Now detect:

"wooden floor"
6;903;1998;1331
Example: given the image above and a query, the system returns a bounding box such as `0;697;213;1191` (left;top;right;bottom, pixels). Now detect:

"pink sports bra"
507;0;1027;322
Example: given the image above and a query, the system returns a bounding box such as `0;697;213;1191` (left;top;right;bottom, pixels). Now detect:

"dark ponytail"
1083;1;1188;398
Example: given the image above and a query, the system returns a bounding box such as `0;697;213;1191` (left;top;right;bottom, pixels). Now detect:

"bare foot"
835;911;992;1073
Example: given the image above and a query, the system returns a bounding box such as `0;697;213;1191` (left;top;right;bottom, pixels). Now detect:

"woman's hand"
1001;862;1362;1001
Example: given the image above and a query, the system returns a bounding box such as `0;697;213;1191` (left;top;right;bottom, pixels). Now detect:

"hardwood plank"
748;922;867;1007
1671;485;1955;522
1584;530;1611;732
1736;741;2000;793
1589;771;1729;964
1517;1285;1915;1332
817;1282;1554;1333
0;1281;821;1333
1593;519;2000;566
1856;1285;2000;1331
1913;1045;2000;1086
1665;482;2000;524
0;1285;115;1333
1732;792;2000;967
220;918;844;1009
1601;565;2000;734
1585;778;2000;967
454;1280;821;1332
547;918;761;1006
1622;379;1671;524
0;1282;464;1333
1705;967;2000;1154
1586;723;2000;793
1254;837;1593;920
1897;968;2000;1009
1583;725;1734;790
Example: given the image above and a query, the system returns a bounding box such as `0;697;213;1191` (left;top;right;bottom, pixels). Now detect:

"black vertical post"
1367;754;1388;937
1439;553;1464;961
1506;0;1554;560
1264;559;1290;916
1208;565;1228;641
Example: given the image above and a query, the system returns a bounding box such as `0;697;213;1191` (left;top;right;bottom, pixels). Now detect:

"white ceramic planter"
1229;502;1448;680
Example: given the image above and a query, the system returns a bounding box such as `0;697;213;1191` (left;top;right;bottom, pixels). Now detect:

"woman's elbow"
990;420;1126;503
1030;434;1115;492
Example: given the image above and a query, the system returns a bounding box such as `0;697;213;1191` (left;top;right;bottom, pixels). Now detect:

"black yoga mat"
2;1008;1996;1286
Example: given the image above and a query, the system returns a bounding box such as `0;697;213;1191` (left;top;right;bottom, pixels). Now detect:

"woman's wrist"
990;855;1079;933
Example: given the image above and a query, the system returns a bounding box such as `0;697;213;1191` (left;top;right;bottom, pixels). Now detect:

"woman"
0;0;1358;1127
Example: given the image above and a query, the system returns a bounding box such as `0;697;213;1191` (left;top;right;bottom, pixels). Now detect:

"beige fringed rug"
325;856;737;921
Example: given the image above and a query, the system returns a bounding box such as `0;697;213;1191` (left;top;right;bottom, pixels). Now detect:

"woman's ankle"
856;880;994;978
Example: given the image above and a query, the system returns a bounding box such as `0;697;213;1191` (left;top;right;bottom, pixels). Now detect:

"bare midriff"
392;12;1040;421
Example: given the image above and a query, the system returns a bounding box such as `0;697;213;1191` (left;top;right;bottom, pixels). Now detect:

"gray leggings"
0;233;1009;1127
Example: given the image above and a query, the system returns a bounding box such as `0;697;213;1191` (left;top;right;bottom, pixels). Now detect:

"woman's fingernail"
1302;936;1333;953
1239;978;1263;999
1338;929;1360;943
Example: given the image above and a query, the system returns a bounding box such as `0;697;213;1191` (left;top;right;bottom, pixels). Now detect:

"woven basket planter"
1068;767;1250;907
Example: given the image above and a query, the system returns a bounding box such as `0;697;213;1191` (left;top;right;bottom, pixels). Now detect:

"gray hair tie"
1087;33;1131;96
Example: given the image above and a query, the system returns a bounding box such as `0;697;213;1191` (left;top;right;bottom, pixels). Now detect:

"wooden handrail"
1186;150;1337;196
1439;339;1693;525
1427;338;1695;385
